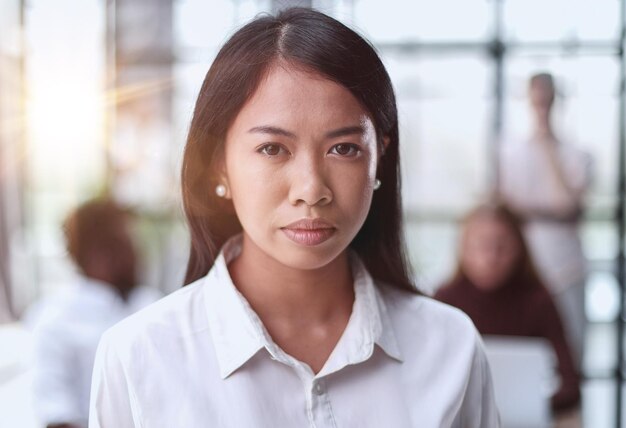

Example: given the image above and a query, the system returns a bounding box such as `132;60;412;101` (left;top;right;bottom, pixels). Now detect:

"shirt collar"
203;236;265;379
203;235;403;380
317;253;402;378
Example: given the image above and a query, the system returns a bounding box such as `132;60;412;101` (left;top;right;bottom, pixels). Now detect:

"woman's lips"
281;218;336;246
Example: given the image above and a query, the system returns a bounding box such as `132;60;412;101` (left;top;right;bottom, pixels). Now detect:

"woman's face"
460;216;521;291
222;63;380;270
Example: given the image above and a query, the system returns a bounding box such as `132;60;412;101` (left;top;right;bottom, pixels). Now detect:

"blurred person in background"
435;202;581;418
499;72;592;366
26;198;161;428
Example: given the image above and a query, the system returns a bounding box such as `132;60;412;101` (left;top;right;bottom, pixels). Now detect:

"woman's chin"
472;278;506;292
275;248;346;272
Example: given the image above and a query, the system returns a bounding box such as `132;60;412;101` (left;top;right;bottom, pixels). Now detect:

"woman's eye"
258;144;285;156
330;143;360;157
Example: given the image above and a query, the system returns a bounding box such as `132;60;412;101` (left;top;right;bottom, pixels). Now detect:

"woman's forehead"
230;63;372;132
251;64;359;106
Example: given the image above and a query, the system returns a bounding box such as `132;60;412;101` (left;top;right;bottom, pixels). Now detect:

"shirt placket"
271;349;338;428
308;378;337;428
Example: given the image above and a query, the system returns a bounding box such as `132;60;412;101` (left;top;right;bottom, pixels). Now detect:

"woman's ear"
212;151;232;200
380;136;390;158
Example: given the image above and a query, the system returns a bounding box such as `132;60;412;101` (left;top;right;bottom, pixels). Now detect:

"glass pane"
405;220;460;294
174;0;236;49
173;62;210;139
22;0;106;309
172;62;209;181
383;55;491;213
572;0;621;40
174;0;272;52
111;65;178;210
26;0;106;194
581;221;619;263
0;0;23;324
0;0;21;54
585;270;620;323
504;0;621;42
582;379;617;428
353;0;491;42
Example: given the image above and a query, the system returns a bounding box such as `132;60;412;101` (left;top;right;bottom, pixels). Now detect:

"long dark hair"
181;8;417;293
450;202;546;290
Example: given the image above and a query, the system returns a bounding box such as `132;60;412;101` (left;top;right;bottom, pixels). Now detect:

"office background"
1;0;625;426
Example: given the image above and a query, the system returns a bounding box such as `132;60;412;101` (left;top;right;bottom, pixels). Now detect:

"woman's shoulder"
378;283;478;340
100;277;209;354
376;282;494;420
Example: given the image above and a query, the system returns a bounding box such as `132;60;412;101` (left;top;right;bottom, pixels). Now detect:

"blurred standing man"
27;199;161;428
499;73;592;367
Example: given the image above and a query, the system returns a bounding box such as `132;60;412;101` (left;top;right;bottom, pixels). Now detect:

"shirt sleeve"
89;331;141;428
455;333;501;427
32;320;83;426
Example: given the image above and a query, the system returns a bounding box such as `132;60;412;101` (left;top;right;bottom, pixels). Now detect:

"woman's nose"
287;155;333;207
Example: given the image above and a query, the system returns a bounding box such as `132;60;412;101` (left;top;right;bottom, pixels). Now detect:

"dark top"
434;272;580;413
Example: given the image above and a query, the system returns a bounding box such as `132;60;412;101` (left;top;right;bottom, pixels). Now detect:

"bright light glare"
26;82;104;187
24;0;105;192
28;85;101;143
586;272;620;323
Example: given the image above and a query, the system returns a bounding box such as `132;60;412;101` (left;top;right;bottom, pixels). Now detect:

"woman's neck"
227;236;355;326
227;235;355;373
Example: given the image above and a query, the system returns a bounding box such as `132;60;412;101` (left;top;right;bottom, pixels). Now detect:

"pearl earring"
373;179;381;190
215;184;227;198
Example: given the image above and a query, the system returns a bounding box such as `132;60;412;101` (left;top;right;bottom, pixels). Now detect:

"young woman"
435;203;580;413
90;8;499;427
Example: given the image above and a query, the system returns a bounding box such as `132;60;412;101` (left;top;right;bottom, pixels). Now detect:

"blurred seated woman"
435;202;580;414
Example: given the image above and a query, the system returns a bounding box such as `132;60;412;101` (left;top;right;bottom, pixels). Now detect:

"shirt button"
313;382;324;395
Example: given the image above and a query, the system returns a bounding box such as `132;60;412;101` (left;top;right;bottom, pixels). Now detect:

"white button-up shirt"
500;138;592;292
27;277;161;428
90;237;499;427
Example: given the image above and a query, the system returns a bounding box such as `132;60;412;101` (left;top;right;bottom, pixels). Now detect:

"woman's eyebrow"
248;125;365;140
325;125;364;139
248;125;297;139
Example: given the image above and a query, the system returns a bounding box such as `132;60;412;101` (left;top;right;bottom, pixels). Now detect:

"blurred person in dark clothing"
27;199;161;428
435;202;580;415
